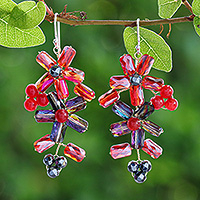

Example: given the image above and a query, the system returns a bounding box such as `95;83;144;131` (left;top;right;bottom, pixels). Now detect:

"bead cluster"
24;46;95;178
99;53;178;183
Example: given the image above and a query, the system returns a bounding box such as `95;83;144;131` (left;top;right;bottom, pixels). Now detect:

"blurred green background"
0;0;200;199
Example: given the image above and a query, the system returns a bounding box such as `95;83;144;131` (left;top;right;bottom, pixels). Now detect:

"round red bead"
164;98;178;111
55;109;68;123
37;93;49;107
150;95;164;110
24;98;38;111
160;85;173;99
127;117;141;131
25;84;38;98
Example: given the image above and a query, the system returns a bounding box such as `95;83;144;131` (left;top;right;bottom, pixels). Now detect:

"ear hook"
53;13;61;57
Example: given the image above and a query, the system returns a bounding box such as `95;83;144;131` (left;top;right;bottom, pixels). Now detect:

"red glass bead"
136;54;154;76
34;134;55;153
64;143;86;162
110;75;130;89
37;93;49;107
160;85;174;99
110;143;132;159
142;76;164;91
55;109;69;123
25;84;38;98
55;78;69;99
98;89;120;108
142;139;163;159
74;83;95;102
24;98;37;111
63;67;85;83
127;117;141;131
130;85;144;106
164;98;178;111
150;95;164;110
119;54;135;76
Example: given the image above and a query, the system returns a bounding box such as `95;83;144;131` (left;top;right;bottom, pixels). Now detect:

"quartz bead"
35;72;54;93
74;83;95;102
130;85;144;106
136;54;154;76
34;134;55;153
141;120;163;137
64;143;86;162
112;100;134;120
142;76;164;91
49;66;62;77
35;110;55;123
110;143;132;159
130;73;142;86
110;121;131;137
47;91;65;111
67;114;88;133
142;139;163;159
135;102;154;120
50;122;67;143
63;67;85;83
98;89;120;108
131;128;145;149
110;75;130;89
36;51;57;71
119;54;136;76
65;96;86;114
57;46;76;69
55;78;69;99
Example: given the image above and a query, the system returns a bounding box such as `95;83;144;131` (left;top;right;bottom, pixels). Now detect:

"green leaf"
123;27;172;72
0;0;16;18
192;0;200;16
9;1;46;29
193;16;200;36
158;0;182;19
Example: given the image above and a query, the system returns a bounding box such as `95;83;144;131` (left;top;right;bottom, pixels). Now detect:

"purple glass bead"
65;96;87;114
110;121;131;137
131;128;145;149
135;102;154;120
141;120;164;137
66;114;88;133
35;110;55;123
47;91;65;111
112;100;134;120
50;122;67;143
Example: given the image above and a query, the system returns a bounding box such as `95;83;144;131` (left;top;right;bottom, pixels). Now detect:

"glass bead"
133;171;147;183
47;166;60;178
110;143;132;159
135;102;154;120
141;120;164;137
136;54;154;76
110;121;131;137
55;156;67;168
36;51;57;71
34;134;55;153
130;73;142;86
55;78;69;99
130;85;144;106
43;154;55;166
98;89;120;108
150;95;164;110
47;91;65;111
131;128;145;149
142;139;163;159
35;110;55;123
64;143;86;162
112;100;134;120
35;72;54;93
49;65;62;77
74;83;95;102
119;54;136;76
65;96;86;114
127;160;139;173
55;109;69;123
127;117;141;131
63;67;85;83
24;98;37;111
109;75;130;89
142;76;164;91
25;84;38;98
57;46;76;69
140;160;152;173
160;85;174;98
164;98;178;111
37;93;49;107
67;114;88;133
50;122;67;143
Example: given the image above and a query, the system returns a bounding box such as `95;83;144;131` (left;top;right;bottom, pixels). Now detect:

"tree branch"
182;0;193;14
45;15;195;27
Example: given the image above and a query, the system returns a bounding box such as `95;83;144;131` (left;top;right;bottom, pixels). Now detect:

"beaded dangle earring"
24;13;95;178
98;19;178;183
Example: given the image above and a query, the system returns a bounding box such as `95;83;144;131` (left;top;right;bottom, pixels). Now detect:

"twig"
182;0;193;14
